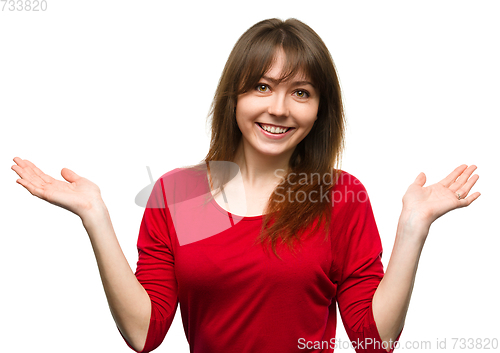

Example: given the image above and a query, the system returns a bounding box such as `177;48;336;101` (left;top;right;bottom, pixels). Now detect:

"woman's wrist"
397;209;431;245
80;199;109;228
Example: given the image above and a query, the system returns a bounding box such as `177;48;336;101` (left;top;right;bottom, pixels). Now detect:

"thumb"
61;168;81;183
414;172;426;186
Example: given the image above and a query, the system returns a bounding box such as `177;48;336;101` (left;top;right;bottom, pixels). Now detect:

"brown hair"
202;18;345;259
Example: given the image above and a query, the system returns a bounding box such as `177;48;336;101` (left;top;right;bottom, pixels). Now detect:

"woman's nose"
267;93;289;117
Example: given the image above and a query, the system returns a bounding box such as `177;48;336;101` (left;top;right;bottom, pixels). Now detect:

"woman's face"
235;50;319;160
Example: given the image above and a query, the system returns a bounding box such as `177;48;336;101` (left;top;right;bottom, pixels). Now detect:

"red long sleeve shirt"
120;167;403;352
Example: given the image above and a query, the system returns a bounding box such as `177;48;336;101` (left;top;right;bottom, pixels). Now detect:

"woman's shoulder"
150;164;209;204
330;169;372;208
156;163;206;183
333;169;368;191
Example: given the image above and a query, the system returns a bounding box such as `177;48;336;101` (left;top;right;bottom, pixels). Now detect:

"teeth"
260;124;289;134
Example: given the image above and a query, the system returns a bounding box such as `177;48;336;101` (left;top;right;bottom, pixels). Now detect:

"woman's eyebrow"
292;80;315;88
262;75;315;88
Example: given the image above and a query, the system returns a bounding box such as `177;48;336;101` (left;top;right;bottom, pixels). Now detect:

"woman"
11;18;480;353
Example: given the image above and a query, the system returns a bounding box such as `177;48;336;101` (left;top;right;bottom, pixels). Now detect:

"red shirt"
120;167;403;352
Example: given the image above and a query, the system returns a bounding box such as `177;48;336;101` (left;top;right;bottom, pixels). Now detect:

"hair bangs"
237;35;317;96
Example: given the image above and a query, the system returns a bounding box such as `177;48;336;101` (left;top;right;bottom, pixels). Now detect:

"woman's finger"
12;164;45;188
449;165;477;192
13;157;26;168
13;157;46;181
439;164;468;187
457;191;481;208
455;174;480;199
22;159;55;184
11;164;34;182
15;175;44;198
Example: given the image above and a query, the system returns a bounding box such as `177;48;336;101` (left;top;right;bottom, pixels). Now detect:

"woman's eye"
294;90;309;98
256;84;269;93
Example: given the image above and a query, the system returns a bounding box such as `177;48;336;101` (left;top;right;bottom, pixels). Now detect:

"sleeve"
119;176;179;353
336;177;403;353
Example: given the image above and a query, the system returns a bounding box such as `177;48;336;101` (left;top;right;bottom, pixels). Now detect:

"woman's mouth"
256;123;294;135
256;123;295;140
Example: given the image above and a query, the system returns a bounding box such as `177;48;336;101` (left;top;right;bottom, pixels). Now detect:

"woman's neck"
232;140;293;189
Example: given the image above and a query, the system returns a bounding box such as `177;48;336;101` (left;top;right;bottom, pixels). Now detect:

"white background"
1;1;499;352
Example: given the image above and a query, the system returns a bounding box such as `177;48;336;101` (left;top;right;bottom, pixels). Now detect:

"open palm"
12;157;103;218
402;164;480;228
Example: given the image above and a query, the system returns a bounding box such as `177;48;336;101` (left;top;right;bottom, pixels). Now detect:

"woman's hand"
11;157;104;219
400;164;481;236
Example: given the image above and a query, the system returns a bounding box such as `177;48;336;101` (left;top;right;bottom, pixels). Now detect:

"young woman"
11;18;480;353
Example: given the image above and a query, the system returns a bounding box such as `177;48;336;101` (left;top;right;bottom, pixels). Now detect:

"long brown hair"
203;18;345;259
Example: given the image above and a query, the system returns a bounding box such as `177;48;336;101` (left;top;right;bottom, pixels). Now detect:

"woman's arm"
12;157;151;352
371;211;426;351
372;165;480;352
81;202;151;352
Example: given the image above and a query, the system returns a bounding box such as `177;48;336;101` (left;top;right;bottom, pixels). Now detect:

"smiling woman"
11;17;480;353
205;19;346;256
